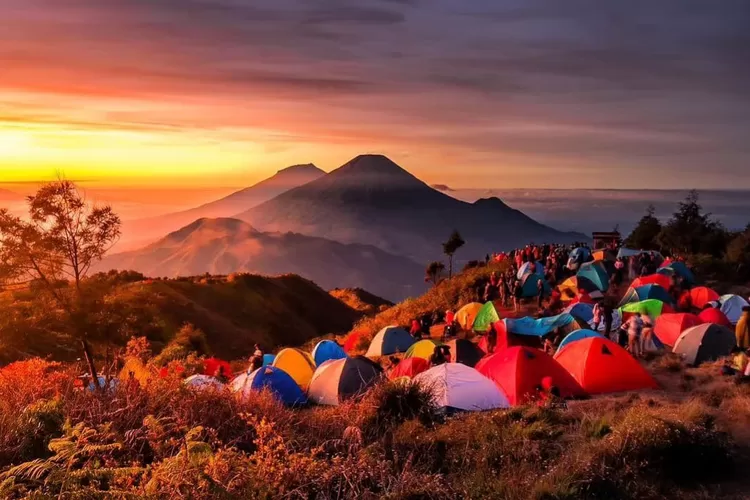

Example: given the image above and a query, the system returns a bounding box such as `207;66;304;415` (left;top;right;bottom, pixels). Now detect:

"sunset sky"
2;0;749;191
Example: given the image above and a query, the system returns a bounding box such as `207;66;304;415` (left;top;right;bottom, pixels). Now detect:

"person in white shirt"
624;313;644;358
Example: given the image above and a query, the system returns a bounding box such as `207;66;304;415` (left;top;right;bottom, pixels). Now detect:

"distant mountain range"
236;154;586;262
119;164;324;250
99;217;424;301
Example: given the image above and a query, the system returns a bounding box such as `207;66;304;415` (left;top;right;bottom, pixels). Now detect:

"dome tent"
444;338;484;367
673;323;736;366
365;326;415;357
311;340;347;366
680;286;719;309
564;303;594;323
405;339;440;360
618;285;674;307
343;331;365;354
520;273;550;298
203;358;233;378
719;294;750;324
504;313;578;337
388;357;430;380
415;363;510;412
658;261;695;285
631;274;672;290
476;347;586;405
262;354;276;366
272;348;316;391
308;356;383;406
517;261;545;280
556;329;604;354
576;261;610;293
473;301;502;332
653;312;703;347
456;303;484;330
619;299;674;322
554;337;658;394
698;307;732;328
231;366;308;406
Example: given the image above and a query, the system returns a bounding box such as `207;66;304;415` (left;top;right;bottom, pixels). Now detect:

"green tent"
472;301;501;332
619;299;672;320
576;261;610;292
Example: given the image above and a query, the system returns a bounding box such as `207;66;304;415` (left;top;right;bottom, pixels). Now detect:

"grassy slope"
0;273;369;363
351;261;510;340
329;288;393;316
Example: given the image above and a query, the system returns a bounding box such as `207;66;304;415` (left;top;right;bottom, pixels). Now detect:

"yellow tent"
404;339;440;360
456;302;484;330
272;348;316;391
557;277;578;301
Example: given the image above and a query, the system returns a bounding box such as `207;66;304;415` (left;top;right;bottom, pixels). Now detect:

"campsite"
3;181;750;499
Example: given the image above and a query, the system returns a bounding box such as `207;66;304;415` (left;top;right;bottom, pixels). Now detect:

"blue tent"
520;273;551;297
312;340;347;366
262;354;276;367
504;313;576;337
577;261;609;292
658;261;695;285
231;366;308;407
517;261;545;280
618;284;674;307
564;303;594;323
556;329;604;353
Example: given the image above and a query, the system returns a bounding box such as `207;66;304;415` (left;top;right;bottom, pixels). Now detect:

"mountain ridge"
118;163;325;250
98;217;424;301
236;154;587;262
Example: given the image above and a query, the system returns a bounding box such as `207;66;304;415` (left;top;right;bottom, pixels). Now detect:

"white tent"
414;363;509;412
719;294;749;324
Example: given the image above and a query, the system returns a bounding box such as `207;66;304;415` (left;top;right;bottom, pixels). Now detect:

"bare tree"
0;181;121;387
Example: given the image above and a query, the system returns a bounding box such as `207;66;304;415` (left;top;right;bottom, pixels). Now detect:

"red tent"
343;331;366;354
653;312;703;347
388;357;430;380
698;307;731;328
687;287;720;310
475;346;586;405
203;357;233;378
632;274;672;290
554;337;658;394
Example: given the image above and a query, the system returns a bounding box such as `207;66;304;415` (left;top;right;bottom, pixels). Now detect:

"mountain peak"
164;217;257;244
275;163;323;176
336;154;413;176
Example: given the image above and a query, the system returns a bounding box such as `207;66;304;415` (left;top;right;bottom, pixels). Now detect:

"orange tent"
554;337;658;394
388;357;430;380
654;313;703;347
686;287;720;310
475;347;586;405
698;307;731;328
632;274;672;290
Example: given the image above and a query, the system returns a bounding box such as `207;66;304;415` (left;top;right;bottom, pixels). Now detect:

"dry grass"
3;351;750;498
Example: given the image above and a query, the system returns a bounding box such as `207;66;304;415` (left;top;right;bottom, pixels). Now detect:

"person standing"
536;278;545;309
592;303;602;332
624;312;644;357
513;280;523;314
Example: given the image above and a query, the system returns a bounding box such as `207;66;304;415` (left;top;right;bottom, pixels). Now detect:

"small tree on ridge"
442;230;465;279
